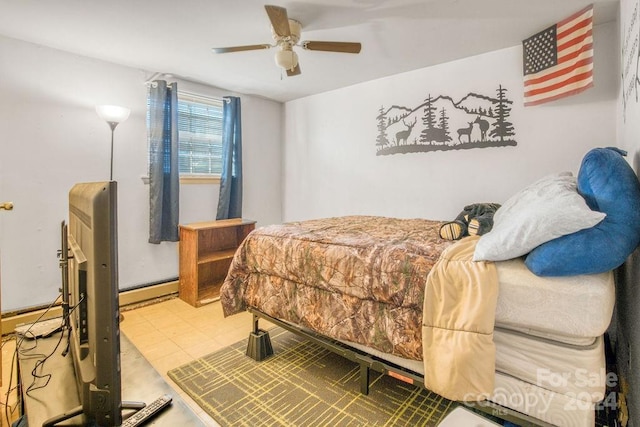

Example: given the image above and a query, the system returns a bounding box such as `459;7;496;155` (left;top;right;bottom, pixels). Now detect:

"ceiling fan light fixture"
212;5;361;77
275;48;298;71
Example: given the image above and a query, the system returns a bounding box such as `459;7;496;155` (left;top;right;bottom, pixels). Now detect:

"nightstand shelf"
178;218;256;307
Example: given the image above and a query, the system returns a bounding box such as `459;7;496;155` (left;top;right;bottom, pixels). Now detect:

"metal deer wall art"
375;85;517;156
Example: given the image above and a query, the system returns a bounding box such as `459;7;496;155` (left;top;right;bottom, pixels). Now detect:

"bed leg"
359;363;370;395
252;314;260;334
246;314;273;361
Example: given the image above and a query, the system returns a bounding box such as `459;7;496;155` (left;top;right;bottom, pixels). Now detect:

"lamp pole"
108;121;119;181
96;105;130;182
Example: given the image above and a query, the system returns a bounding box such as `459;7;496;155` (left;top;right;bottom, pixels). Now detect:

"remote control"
121;394;173;427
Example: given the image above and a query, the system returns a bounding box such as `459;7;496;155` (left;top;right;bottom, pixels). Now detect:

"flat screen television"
44;181;142;426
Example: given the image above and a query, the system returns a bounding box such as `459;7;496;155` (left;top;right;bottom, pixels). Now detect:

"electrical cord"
0;335;20;426
24;329;66;396
3;293;61;425
2;292;86;425
22;295;84;397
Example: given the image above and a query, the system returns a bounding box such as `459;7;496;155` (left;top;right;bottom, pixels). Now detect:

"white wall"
619;0;640;154
283;22;618;223
616;0;640;425
0;35;282;312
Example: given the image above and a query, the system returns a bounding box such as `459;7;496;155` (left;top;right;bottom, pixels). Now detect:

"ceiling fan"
212;5;362;77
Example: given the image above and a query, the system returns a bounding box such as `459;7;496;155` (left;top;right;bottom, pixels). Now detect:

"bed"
220;147;640;427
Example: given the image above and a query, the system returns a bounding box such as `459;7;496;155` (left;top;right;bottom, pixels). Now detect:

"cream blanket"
422;236;498;401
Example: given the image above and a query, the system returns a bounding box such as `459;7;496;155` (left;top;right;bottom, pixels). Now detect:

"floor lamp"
96;105;131;181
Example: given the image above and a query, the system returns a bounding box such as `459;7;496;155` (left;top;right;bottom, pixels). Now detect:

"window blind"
177;91;223;176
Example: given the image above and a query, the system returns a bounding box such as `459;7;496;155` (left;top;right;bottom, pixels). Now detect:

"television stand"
18;331;205;426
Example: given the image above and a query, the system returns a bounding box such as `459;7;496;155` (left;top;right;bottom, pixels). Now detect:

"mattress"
495;257;615;343
491;372;595;427
493;328;606;400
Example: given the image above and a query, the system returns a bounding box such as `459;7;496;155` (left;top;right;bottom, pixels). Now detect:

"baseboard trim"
1;281;179;335
118;280;179;307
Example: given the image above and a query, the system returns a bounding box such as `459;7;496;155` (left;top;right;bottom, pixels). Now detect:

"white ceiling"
0;0;619;103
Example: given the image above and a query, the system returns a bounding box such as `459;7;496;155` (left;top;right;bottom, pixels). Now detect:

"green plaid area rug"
167;327;455;426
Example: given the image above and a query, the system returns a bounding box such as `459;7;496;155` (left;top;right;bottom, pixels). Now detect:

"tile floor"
0;296;264;427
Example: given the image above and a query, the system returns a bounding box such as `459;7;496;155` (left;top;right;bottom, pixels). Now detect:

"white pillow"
473;172;606;261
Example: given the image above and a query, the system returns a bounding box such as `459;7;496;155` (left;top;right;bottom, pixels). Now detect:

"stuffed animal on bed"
439;203;501;240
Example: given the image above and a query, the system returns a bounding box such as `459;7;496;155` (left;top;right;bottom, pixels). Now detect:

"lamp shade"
275;49;298;71
96;105;131;124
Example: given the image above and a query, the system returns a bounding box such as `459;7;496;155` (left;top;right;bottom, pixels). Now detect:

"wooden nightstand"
178;218;255;307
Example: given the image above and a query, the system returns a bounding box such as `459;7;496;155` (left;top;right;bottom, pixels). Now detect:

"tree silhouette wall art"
376;85;517;155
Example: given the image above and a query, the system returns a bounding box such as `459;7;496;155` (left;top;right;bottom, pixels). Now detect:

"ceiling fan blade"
212;44;272;54
286;63;301;77
303;41;361;54
265;5;291;37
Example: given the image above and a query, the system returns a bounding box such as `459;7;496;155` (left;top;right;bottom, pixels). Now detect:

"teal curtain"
148;80;180;243
216;96;243;220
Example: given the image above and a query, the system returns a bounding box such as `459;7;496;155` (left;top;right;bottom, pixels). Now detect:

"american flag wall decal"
522;4;594;106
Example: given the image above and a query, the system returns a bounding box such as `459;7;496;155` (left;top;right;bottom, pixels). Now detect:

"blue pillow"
525;147;640;276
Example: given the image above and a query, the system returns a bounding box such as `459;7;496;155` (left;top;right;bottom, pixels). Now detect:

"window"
146;89;224;184
177;92;224;179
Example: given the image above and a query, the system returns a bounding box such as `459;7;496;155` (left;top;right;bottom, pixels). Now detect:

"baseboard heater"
2;280;179;335
246;307;550;427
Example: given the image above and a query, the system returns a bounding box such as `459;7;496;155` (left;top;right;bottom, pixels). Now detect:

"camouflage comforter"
220;215;454;360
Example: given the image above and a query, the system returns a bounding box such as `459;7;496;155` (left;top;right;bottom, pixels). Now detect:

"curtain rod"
144;72;174;87
144;73;232;103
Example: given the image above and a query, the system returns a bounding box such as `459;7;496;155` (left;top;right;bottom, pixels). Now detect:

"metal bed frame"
246;307;553;427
